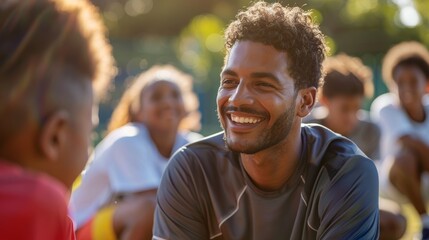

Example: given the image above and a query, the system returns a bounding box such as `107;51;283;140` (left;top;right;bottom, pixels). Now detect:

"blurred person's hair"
321;53;374;99
382;41;429;90
224;1;327;90
0;0;116;147
107;65;200;134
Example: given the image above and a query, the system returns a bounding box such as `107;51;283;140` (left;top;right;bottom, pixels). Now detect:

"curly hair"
382;41;429;90
224;1;327;90
322;53;374;99
0;0;115;144
108;65;200;134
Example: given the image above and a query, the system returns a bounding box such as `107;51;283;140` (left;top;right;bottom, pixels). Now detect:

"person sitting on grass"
70;65;201;240
375;41;429;240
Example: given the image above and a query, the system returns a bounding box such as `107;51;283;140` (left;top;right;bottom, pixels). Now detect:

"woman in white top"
70;65;201;240
374;41;429;239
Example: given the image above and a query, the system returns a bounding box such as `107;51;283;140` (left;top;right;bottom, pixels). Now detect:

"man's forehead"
225;41;288;68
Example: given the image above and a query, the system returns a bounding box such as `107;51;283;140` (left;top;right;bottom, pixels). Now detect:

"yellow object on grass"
92;205;117;240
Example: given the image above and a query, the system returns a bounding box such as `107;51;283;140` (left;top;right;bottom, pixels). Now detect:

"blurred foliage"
90;0;429;139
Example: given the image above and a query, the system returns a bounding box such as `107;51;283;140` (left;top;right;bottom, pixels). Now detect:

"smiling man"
153;2;379;239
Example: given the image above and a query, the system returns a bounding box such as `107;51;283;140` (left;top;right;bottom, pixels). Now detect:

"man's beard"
218;99;296;154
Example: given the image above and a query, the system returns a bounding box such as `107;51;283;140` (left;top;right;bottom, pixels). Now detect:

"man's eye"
222;79;238;88
256;82;275;89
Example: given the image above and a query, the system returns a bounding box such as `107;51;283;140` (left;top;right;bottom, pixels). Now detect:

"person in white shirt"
70;65;200;240
373;41;429;240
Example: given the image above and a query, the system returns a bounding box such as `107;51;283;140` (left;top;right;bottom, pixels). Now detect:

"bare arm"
398;135;429;156
397;135;429;170
113;189;157;240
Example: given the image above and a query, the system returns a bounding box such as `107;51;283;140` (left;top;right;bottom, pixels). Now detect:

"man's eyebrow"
250;72;280;83
220;69;238;77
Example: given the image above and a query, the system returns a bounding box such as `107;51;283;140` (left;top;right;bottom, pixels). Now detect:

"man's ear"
297;87;317;118
38;110;70;162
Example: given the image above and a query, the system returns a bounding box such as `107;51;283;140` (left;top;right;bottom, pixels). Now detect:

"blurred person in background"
304;53;379;160
70;65;201;240
370;42;429;123
0;0;115;239
305;53;406;240
373;41;429;240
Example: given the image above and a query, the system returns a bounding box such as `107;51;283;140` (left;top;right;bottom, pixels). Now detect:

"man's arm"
153;149;208;239
317;156;380;239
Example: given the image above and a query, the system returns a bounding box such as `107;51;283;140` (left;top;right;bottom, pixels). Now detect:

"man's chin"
224;139;261;155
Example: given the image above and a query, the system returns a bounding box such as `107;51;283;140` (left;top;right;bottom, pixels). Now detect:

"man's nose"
228;81;254;106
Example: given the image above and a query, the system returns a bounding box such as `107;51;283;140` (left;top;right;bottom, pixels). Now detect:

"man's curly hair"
224;1;327;90
382;41;429;90
322;53;374;99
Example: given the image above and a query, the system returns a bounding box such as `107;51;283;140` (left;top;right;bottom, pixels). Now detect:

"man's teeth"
231;115;262;124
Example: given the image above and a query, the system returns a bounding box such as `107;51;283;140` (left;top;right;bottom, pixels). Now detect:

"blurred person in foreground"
0;0;115;239
153;2;379;239
373;41;429;240
305;53;406;240
70;65;201;240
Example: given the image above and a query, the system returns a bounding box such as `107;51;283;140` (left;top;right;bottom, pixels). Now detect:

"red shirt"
0;160;76;240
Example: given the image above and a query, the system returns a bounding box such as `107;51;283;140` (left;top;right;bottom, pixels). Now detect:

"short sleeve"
317;156;380;239
379;104;413;140
106;137;166;193
370;93;395;123
153;149;209;239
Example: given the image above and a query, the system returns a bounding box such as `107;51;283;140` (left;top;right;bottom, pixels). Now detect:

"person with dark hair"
153;2;379;239
305;53;380;159
305;54;407;240
373;41;429;239
371;41;429;122
0;0;115;239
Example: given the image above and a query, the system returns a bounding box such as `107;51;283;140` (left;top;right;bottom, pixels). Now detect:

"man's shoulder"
179;132;228;156
299;126;378;206
301;124;374;175
301;123;345;151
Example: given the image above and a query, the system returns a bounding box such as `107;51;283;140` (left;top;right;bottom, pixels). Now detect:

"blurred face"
393;65;427;110
217;41;298;154
135;80;186;132
62;80;93;188
322;95;363;136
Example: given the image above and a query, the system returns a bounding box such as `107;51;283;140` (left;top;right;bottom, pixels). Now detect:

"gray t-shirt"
153;125;379;239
